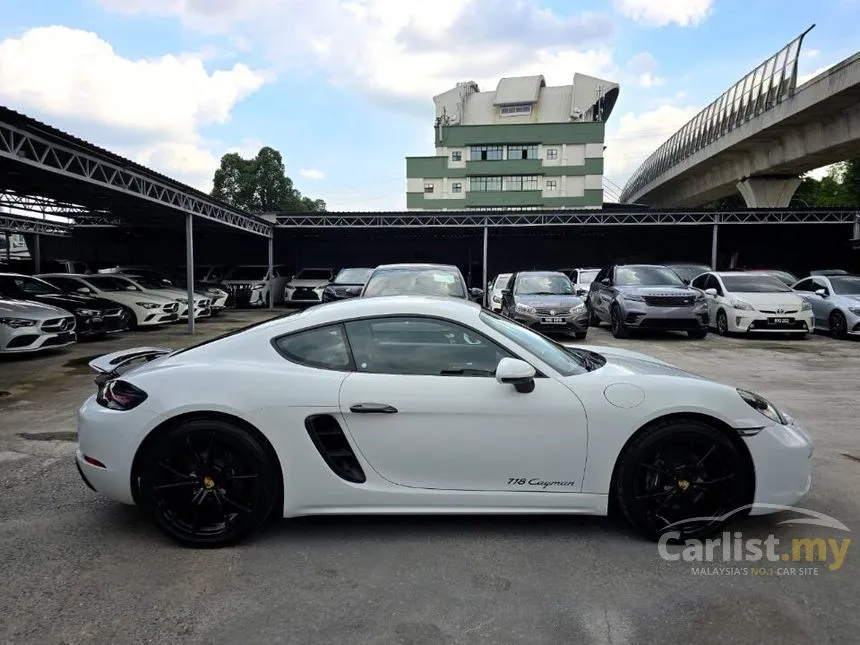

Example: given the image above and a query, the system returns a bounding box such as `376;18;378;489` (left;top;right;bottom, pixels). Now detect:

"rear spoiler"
88;346;174;385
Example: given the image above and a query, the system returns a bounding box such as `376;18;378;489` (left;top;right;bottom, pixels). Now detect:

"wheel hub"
677;479;690;491
202;476;216;490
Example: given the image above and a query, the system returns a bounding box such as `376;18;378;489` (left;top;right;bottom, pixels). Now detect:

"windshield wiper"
564;347;603;371
439;368;495;376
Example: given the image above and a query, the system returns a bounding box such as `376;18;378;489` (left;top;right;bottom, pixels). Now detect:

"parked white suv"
283;268;337;306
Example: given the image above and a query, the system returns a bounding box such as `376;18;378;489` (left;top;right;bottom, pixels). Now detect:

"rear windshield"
363;268;466;298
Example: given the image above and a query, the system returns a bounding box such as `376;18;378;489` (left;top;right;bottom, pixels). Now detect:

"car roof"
516;270;568;276
374;263;460;271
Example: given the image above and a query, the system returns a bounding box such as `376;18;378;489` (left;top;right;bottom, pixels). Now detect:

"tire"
137;419;278;548
614;418;749;542
715;309;729;336
573;331;588;340
830;310;848;340
120;306;139;331
610;305;629;338
588;305;601;327
687;328;708;339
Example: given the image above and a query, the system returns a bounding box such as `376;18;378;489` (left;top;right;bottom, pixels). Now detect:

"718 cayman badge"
508;478;578;489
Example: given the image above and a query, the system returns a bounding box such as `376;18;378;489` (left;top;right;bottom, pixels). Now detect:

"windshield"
226;266;271;281
480;310;603;376
577;269;600;285
0;275;60;296
363;268;466;298
334;268;371;284
753;271;797;286
830;276;860;295
515;274;574;295
615;266;685;287
129;276;169;290
721;275;791;293
668;264;711;282
296;269;333;280
493;274;512;289
87;276;141;292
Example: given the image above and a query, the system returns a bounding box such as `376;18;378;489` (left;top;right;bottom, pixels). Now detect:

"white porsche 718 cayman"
75;296;813;548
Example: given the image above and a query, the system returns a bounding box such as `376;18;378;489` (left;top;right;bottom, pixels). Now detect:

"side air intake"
304;415;367;483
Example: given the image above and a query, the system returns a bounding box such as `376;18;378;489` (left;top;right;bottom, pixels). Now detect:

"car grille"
643;295;696;307
224;283;253;306
534;307;569;315
41;316;76;332
291;288;320;301
758;308;799;314
162;302;179;313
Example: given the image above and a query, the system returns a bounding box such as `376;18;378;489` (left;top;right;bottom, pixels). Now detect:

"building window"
507;145;538;160
469;176;503;192
499;104;532;116
546;179;558;191
451;182;462;193
424;183;435;193
503;176;539;191
469;145;504;161
451;151;462;162
546;148;558;160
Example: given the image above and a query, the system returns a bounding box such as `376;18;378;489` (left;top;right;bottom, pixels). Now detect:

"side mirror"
704;288;718;296
469;287;484;299
682;278;691;285
501;288;512;297
76;286;92;294
814;288;828;297
576;288;588;297
496;357;536;394
601;278;611;285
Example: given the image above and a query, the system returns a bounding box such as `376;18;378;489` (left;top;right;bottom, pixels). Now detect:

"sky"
0;0;857;211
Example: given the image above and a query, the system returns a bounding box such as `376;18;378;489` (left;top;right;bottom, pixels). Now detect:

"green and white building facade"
406;73;620;210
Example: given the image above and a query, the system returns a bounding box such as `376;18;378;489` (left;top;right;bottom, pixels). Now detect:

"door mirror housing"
600;277;611;285
814;288;828;297
682;278;691;286
704;288;718;296
496;358;536;393
469;287;484;300
76;286;92;294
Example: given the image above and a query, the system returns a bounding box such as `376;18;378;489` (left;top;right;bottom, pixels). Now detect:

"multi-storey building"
406;74;620;211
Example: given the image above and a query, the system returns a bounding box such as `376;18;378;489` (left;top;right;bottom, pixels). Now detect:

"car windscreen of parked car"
668;264;711;283
615;266;686;287
295;269;332;280
86;276;142;292
334;268;372;284
226;266;269;280
514;274;575;295
577;269;600;286
721;275;792;292
829;276;860;294
0;275;62;296
363;268;466;298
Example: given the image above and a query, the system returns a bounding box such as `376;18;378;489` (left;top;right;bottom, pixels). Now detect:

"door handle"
349;403;399;414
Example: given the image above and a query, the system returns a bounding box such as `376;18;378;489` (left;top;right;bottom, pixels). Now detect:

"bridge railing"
620;26;814;203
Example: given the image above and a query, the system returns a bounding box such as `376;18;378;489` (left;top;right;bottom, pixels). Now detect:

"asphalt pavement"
1;310;859;644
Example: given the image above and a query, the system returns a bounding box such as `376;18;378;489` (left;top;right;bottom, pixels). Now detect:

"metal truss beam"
273;209;859;228
0;191;92;216
0;213;70;236
0;122;273;238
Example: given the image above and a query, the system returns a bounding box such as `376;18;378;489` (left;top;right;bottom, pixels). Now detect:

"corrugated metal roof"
493;75;545;105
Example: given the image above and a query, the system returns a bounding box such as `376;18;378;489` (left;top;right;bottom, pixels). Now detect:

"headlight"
251;283;265;290
136;302;160;309
849;307;860;316
569;303;586;314
801;300;813;311
75;308;100;317
0;317;37;328
515;303;536;314
730;299;754;311
622;293;645;302
737;389;786;424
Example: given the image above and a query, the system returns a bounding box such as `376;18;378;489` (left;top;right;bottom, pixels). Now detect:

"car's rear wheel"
614;419;749;542
137;419;278;548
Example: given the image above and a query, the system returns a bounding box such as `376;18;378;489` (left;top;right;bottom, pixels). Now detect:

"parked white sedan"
690;271;814;337
76;296;812;548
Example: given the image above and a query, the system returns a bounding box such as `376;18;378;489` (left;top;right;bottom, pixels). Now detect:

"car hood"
730;291;804;308
617;285;697;297
12;292;116;311
835;294;860;305
288;279;330;288
568;344;709;381
0;297;72;318
516;294;583;307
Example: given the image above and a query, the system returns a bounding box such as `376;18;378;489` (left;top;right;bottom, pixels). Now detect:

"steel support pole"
4;232;10;265
268;234;275;310
854;214;860;240
482;224;488;307
711;214;720;270
33;234;41;273
185;213;195;334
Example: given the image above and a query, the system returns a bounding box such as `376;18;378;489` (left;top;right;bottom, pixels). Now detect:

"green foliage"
211;146;326;212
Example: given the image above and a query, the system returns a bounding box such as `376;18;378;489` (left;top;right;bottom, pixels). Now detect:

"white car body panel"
488;273;511;312
0;297;77;353
76;296;812;521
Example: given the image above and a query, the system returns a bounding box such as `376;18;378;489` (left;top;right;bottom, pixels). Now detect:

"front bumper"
284;287;325;305
0;329;77;353
620;302;709;330
745;414;813;514
514;310;589;334
729;310;814;334
76;311;129;338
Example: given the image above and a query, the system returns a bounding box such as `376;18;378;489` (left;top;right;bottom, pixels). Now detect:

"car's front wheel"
137;418;278;548
610;305;629;338
614;418;749;542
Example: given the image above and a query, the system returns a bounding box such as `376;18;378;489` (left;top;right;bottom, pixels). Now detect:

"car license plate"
542;317;565;323
769;317;793;325
58;332;75;341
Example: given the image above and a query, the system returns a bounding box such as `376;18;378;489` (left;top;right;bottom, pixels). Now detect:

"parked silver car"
0;297;77;354
792;274;860;339
587;264;709;338
500;271;588;339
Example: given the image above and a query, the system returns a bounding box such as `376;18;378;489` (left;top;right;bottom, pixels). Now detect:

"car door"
690;273;714;326
336;315;588;492
593;267;615;320
704;274;725;322
500;273;517;316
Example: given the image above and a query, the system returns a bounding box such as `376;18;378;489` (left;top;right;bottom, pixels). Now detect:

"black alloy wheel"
610;305;629;338
716;309;729;336
588;305;601;326
121;306;139;330
830;310;847;339
138;419;278;548
615;419;748;541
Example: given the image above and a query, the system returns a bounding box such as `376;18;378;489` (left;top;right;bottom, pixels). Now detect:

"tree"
211;146;326;213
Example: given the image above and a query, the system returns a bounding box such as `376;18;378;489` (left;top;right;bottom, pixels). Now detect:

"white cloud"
603;104;701;191
300;169;325;180
623;52;666;88
613;0;713;27
0;26;266;191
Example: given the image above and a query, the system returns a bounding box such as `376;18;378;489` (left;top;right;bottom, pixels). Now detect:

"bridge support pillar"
736;177;801;208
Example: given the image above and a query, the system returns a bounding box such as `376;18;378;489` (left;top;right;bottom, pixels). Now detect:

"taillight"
96;379;148;410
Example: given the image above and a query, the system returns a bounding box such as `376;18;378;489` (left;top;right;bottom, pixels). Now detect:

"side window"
793;279;813;292
704;274;722;294
505;274;516;291
273;324;352;371
691;273;708;289
344;317;514;377
594;268;608;284
50;277;81;292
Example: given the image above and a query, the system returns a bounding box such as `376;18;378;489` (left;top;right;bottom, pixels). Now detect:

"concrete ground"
1;310;859;644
